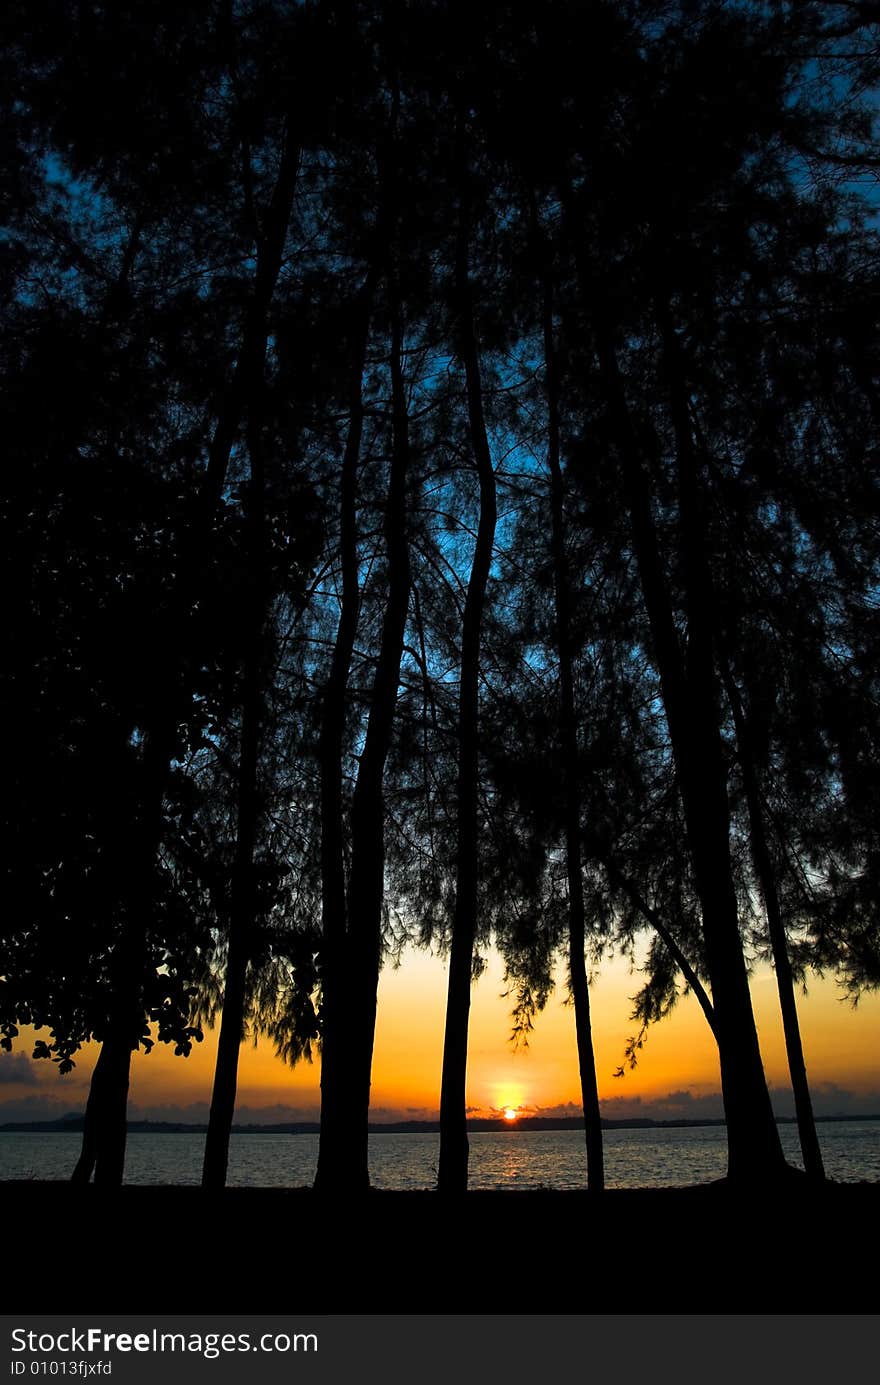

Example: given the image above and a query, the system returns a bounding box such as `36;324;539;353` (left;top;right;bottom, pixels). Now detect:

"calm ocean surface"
1;1122;877;1188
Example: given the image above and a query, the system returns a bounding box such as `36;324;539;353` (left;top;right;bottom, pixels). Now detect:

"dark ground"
3;1179;877;1313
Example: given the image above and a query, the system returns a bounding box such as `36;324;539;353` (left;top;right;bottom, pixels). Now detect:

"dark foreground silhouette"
3;1180;876;1313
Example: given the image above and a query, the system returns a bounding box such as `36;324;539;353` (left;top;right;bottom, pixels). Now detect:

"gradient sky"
2;941;879;1124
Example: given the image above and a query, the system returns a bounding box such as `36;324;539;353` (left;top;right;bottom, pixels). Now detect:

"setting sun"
503;1108;518;1122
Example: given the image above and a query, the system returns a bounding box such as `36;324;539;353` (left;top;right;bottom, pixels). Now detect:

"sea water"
1;1121;877;1188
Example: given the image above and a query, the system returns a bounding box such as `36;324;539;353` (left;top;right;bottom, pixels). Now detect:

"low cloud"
125;1101;210;1124
125;1101;323;1125
363;1105;436;1124
129;1101;442;1125
536;1091;727;1122
3;1086;879;1129
231;1103;320;1125
526;1100;583;1120
0;1053;42;1087
590;1086;880;1121
774;1083;880;1118
0;1095;80;1123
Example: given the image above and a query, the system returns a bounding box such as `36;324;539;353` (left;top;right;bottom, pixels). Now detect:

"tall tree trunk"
600;291;783;1183
539;239;604;1192
556;168;785;1180
720;659;826;1181
74;122;302;1185
315;108;411;1190
61;214;149;1188
438;136;498;1195
324;294;410;1192
202;317;270;1190
314;271;377;1191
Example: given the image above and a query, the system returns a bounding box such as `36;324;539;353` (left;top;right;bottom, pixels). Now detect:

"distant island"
2;1114;878;1135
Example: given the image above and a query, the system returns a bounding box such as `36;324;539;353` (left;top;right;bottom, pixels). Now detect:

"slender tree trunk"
539;241;604;1192
605;860;718;1038
314;271;377;1191
721;660;825;1181
329;292;410;1192
74;122;302;1186
438;137;498;1195
315;112;411;1190
202;315;270;1190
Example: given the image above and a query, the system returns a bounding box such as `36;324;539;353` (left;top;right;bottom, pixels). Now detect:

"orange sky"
3;942;879;1123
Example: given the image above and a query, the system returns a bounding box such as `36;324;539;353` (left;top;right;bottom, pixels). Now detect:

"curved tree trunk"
605;860;718;1040
62;215;149;1189
594;290;784;1183
556;169;786;1181
438;133;498;1195
74;121;302;1186
69;879;154;1186
721;660;825;1181
70;1027;132;1187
